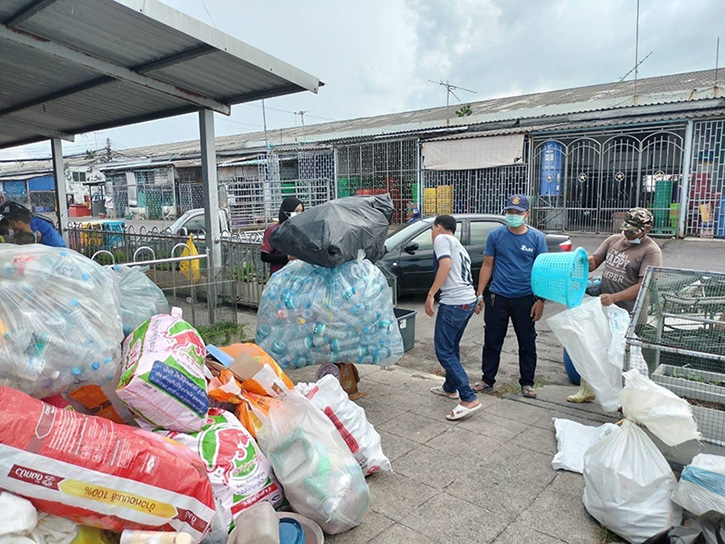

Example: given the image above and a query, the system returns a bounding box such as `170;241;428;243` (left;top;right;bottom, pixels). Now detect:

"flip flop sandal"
522;386;537;399
473;381;493;393
446;403;482;421
430;385;459;399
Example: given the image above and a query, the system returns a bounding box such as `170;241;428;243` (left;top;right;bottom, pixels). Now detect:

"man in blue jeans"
474;194;546;399
425;214;481;421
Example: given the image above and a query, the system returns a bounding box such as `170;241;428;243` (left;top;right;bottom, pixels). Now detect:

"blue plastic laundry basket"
531;247;588;308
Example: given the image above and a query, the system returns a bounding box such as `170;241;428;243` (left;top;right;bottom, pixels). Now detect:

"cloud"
2;0;724;158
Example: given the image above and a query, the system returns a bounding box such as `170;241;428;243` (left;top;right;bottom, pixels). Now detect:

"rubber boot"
567;379;596;403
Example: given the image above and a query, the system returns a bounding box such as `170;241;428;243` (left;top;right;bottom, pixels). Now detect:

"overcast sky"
3;0;724;160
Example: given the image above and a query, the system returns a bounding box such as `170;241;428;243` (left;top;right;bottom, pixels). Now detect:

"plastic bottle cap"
91;362;100;370
71;367;82;376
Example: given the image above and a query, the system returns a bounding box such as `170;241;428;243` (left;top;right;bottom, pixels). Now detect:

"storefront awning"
422;134;525;170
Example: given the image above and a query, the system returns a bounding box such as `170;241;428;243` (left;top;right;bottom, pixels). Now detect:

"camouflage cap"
621;207;654;234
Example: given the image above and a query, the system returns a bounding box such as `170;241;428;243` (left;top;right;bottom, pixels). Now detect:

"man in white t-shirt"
425;215;481;421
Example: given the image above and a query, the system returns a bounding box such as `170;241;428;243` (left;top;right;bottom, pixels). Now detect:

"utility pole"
296;110;307;142
105;138;112;161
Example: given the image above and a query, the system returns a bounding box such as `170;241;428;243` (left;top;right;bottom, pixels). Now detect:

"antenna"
716;37;721;96
428;80;476;109
634;0;640;103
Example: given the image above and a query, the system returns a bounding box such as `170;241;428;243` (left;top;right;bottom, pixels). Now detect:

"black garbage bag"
643;511;725;544
270;194;394;268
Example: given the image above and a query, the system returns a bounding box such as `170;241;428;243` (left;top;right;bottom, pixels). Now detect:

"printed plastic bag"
548;298;630;411
0;245;123;399
671;454;725;516
0;386;216;540
256;253;404;369
582;370;700;543
583;419;682;544
161;408;283;532
270;194;394;268
551;418;617;473
112;265;169;336
296;375;390;476
246;389;370;534
117;310;208;432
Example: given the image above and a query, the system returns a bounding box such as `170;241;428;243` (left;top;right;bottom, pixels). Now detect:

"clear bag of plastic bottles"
112;264;169;336
0;244;123;398
256;251;404;369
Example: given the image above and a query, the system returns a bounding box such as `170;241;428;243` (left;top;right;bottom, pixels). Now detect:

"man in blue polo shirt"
2;202;66;247
474;194;546;399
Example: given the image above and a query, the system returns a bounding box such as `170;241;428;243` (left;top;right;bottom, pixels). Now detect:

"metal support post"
677;120;694;238
51;137;69;245
199;108;221;324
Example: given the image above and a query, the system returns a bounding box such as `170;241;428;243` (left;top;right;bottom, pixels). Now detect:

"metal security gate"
335;139;419;224
686;119;725;237
532;128;685;233
422;164;528;216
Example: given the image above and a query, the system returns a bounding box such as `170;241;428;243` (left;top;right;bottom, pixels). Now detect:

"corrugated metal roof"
86;69;725;162
0;0;321;149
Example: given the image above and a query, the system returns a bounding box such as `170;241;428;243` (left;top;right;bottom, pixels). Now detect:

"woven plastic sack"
0;386;215;540
671;454;725;516
0;244;123;399
582;370;700;543
116;310;208;432
548;298;630;412
270;194;393;268
112;265;169;336
161;409;283;532
296;375;390;476
256;253;404;369
245;389;370;534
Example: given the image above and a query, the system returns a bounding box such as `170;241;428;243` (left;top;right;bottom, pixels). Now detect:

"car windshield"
384;221;427;250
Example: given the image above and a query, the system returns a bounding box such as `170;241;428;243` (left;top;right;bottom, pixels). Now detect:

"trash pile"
0;243;391;543
548;298;725;544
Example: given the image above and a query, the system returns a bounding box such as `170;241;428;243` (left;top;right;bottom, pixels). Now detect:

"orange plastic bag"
219;343;294;395
235;392;278;439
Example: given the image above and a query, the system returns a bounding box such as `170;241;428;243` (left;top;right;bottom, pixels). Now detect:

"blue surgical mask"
622;232;642;244
505;214;525;228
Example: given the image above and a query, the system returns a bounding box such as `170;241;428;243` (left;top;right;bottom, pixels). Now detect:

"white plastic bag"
0;492;37;537
671;453;725;516
296;375;391;476
620;369;700;447
548;298;630;412
247;389;370;534
583;419;682;544
582;370;700;543
551;418;617;473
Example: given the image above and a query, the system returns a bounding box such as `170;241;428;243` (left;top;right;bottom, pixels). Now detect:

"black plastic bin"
394;307;417;352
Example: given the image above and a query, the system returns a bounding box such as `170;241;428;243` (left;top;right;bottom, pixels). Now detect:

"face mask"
289;212;299;218
505;214;525;228
623;232;642;244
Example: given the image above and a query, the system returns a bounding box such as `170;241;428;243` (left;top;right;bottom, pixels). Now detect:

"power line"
201;0;217;29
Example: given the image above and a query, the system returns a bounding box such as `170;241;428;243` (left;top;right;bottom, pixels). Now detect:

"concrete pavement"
283;363;621;544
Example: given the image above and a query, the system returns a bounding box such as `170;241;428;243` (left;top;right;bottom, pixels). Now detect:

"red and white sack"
296;375;390;475
0;386;215;542
162;409;284;532
116;310;208;432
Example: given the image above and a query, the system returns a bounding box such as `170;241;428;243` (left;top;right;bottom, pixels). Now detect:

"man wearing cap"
474;194;547;399
567;207;663;403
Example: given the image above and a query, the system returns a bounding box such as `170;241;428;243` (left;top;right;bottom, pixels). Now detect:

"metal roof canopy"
0;0;320;149
0;0;321;298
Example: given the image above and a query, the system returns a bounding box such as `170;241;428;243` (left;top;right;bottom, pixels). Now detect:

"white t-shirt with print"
433;234;477;306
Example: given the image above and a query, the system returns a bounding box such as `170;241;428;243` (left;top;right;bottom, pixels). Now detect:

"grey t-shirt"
433;234;477;306
594;234;663;313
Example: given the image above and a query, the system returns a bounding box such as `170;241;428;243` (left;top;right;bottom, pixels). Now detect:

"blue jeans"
434;303;477;402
